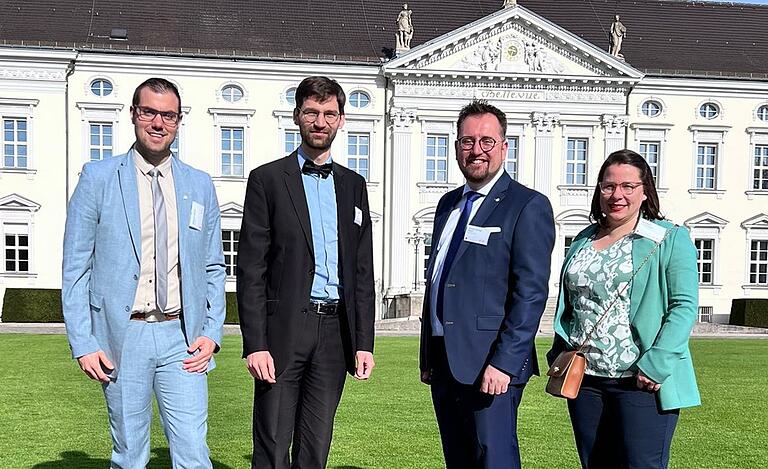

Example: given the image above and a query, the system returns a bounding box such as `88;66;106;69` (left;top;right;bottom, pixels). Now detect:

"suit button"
445;321;454;325
133;274;138;280
124;306;129;312
309;269;314;275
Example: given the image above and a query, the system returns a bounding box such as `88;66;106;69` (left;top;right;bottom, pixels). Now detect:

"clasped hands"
421;364;511;395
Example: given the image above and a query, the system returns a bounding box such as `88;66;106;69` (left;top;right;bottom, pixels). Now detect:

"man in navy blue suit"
419;100;555;469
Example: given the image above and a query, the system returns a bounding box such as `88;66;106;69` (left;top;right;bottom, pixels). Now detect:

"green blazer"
549;219;701;410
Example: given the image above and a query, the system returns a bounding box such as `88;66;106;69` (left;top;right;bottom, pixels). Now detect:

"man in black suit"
420;100;555;469
236;76;375;469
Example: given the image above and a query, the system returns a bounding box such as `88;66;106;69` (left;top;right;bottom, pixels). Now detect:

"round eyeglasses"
299;109;341;125
458;136;497;152
598;182;644;195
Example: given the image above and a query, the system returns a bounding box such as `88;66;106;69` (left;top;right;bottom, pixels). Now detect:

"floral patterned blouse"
564;234;640;378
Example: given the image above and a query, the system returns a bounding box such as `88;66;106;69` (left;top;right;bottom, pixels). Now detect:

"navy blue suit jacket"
420;172;555;385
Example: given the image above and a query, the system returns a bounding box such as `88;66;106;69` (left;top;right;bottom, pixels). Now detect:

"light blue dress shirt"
298;149;341;301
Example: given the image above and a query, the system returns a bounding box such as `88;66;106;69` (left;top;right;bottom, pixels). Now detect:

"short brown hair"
295;76;346;115
132;77;181;113
456;100;507;138
590;149;664;227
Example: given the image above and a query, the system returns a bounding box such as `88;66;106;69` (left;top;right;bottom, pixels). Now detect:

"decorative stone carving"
503;0;517;8
531;112;560;133
601;114;629;134
396;4;413;52
0;67;66;81
390;107;417;129
461;38;502;71
523;40;565;74
610;15;627;59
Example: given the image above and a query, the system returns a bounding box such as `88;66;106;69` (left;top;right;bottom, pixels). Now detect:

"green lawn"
0;335;765;468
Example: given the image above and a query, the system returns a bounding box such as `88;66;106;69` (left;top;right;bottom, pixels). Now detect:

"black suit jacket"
236;152;375;376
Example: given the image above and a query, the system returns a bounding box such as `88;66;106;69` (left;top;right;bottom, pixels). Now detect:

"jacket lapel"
171;156;191;268
451;173;510;267
425;188;463;282
117;150;141;262
283;153;314;255
332;163;349;277
629;234;656;321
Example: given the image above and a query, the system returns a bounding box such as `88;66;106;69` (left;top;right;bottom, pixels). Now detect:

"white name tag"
354;206;363;226
635;218;666;243
464;225;501;246
189;201;204;231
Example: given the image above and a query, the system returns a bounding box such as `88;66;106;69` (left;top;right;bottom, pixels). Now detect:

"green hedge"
2;288;64;322
729;299;768;328
2;288;242;324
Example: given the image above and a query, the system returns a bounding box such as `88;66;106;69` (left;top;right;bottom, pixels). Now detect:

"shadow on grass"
331;466;368;469
32;448;234;468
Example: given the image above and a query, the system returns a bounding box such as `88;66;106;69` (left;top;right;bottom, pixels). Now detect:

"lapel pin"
494;197;500;202
183;195;188;200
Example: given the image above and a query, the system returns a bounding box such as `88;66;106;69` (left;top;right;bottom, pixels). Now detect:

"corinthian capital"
601;114;629;134
531;112;560;134
390;107;417;130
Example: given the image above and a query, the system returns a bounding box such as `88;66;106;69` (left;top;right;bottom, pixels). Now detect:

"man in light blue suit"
62;77;226;468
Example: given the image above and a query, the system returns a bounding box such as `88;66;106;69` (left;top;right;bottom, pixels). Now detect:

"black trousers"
430;338;525;469
567;375;680;469
251;309;347;469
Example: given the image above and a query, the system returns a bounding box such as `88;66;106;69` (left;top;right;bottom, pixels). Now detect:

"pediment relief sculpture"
455;35;565;74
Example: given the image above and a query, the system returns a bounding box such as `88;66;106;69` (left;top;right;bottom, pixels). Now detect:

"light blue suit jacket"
62;150;226;374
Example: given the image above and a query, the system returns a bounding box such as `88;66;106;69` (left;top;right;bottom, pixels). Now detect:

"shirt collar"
133;149;172;177
297;147;333;170
462;167;505;198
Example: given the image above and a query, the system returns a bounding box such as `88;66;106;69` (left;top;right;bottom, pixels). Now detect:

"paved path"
1;321;767;338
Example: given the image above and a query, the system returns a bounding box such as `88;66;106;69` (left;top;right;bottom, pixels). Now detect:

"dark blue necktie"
436;191;481;324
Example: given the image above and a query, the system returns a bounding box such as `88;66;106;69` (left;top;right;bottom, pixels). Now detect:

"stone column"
601;114;629;159
387;107;417;296
531;112;560;197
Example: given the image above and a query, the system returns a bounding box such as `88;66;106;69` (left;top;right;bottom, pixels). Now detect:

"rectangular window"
753;145;768;190
284;130;300;154
565;138;588;185
4;224;29;273
221;127;244;177
694;238;714;285
423;233;433;281
506;136;519;180
425;134;448;182
222;229;239;277
3;118;28;168
347;132;370;181
749;239;768;285
564;236;574;259
89;123;113;161
696;144;717;189
639;141;660;181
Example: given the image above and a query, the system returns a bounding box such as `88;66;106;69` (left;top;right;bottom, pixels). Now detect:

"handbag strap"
576;226;672;352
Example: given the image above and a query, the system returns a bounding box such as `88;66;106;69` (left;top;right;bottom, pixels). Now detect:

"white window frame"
746;128;768;199
639;140;661;182
641;100;662;118
504;122;526;183
684;212;727;290
284;129;301;154
0;193;40;278
346;132;370;181
425;133;450;183
688;125;730;198
554;209;591;286
557;124;595;207
217;81;248;104
694;238;716;286
282;86;298;107
1;98;38;174
348;90;372;110
742;214;768;292
209;108;255;180
417;118;457;203
695;143;718;190
343;116;380;188
412;207;436;290
168;106;190;160
76;102;123;164
220;127;245;177
631;123;672;193
219;202;243;282
2;117;29;169
756;104;768;122
83;75;118;99
695;99;724;121
88;122;114;162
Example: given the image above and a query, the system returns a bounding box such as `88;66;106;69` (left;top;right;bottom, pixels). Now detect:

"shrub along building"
1;0;767;325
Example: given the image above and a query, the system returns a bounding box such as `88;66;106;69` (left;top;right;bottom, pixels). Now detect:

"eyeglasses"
598;182;644;195
299;109;341;124
458;136;498;152
133;106;180;126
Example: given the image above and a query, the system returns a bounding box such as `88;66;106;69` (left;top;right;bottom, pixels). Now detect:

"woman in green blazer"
547;150;700;469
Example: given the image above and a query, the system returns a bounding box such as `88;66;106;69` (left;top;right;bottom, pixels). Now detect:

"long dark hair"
590;149;663;227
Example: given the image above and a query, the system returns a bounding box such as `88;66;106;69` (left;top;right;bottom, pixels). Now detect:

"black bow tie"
302;160;333;179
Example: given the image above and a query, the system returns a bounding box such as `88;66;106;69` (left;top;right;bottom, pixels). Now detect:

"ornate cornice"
531;112;560;134
601;114;629;134
389;107;417;129
0;67;66;81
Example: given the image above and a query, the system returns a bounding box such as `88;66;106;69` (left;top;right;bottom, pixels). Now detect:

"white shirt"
429;168;505;336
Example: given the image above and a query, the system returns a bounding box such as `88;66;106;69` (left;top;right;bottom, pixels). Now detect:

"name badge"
189;201;204;231
635;218;666;243
354;206;363;226
464;225;501;246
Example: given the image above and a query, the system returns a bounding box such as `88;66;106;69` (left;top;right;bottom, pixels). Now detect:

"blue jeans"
567;375;679;469
103;319;211;469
